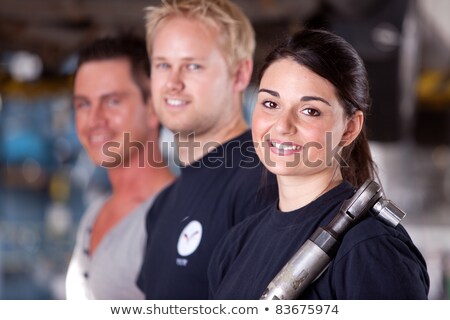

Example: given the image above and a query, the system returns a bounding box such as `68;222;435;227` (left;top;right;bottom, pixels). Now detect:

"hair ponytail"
341;127;376;187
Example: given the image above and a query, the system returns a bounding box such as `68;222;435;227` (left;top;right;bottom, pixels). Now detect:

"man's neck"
176;117;248;165
107;149;174;202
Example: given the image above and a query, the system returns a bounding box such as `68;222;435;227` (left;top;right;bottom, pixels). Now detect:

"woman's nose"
274;109;296;135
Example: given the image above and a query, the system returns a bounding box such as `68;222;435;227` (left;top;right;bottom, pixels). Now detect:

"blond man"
137;0;275;299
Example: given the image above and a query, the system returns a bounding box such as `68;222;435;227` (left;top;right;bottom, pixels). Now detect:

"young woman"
208;29;429;299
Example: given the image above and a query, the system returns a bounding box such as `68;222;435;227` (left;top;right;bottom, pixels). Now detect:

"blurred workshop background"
0;0;449;299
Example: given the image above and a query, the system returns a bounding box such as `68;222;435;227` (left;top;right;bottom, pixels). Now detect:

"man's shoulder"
222;130;262;169
147;180;177;210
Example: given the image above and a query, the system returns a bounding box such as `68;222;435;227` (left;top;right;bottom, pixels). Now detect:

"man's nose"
166;69;185;92
87;103;107;127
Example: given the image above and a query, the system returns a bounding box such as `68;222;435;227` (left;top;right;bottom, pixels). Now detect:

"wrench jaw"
344;180;405;227
325;180;382;242
341;180;382;220
371;198;406;227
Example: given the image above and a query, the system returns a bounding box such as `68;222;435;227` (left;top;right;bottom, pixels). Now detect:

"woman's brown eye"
303;108;320;116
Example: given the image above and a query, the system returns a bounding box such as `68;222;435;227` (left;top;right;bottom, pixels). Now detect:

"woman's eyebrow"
258;88;279;97
301;96;331;106
258;89;332;107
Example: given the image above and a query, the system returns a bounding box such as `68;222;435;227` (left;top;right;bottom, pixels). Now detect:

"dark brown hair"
76;33;150;103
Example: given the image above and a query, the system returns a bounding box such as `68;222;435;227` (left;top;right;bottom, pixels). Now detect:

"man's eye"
262;100;277;109
74;101;89;110
106;98;120;107
186;63;201;71
154;63;170;70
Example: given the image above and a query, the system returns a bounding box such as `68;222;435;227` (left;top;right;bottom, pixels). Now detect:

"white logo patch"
177;220;203;257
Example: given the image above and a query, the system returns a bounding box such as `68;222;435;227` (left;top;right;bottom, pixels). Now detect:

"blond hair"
145;0;255;70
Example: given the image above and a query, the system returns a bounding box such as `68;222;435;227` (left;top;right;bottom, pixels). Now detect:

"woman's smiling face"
252;58;352;178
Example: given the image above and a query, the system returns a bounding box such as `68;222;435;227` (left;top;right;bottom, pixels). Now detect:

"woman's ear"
339;111;364;147
233;58;253;92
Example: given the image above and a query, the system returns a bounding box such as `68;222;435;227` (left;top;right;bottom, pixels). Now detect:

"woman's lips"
268;139;302;156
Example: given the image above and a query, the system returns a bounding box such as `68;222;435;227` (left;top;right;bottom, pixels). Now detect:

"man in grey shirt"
66;34;174;299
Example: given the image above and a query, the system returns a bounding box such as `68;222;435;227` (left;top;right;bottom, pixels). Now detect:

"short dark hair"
76;34;150;102
259;29;376;187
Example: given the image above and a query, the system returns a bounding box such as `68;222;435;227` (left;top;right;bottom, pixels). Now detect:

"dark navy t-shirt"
209;181;429;299
137;130;276;299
